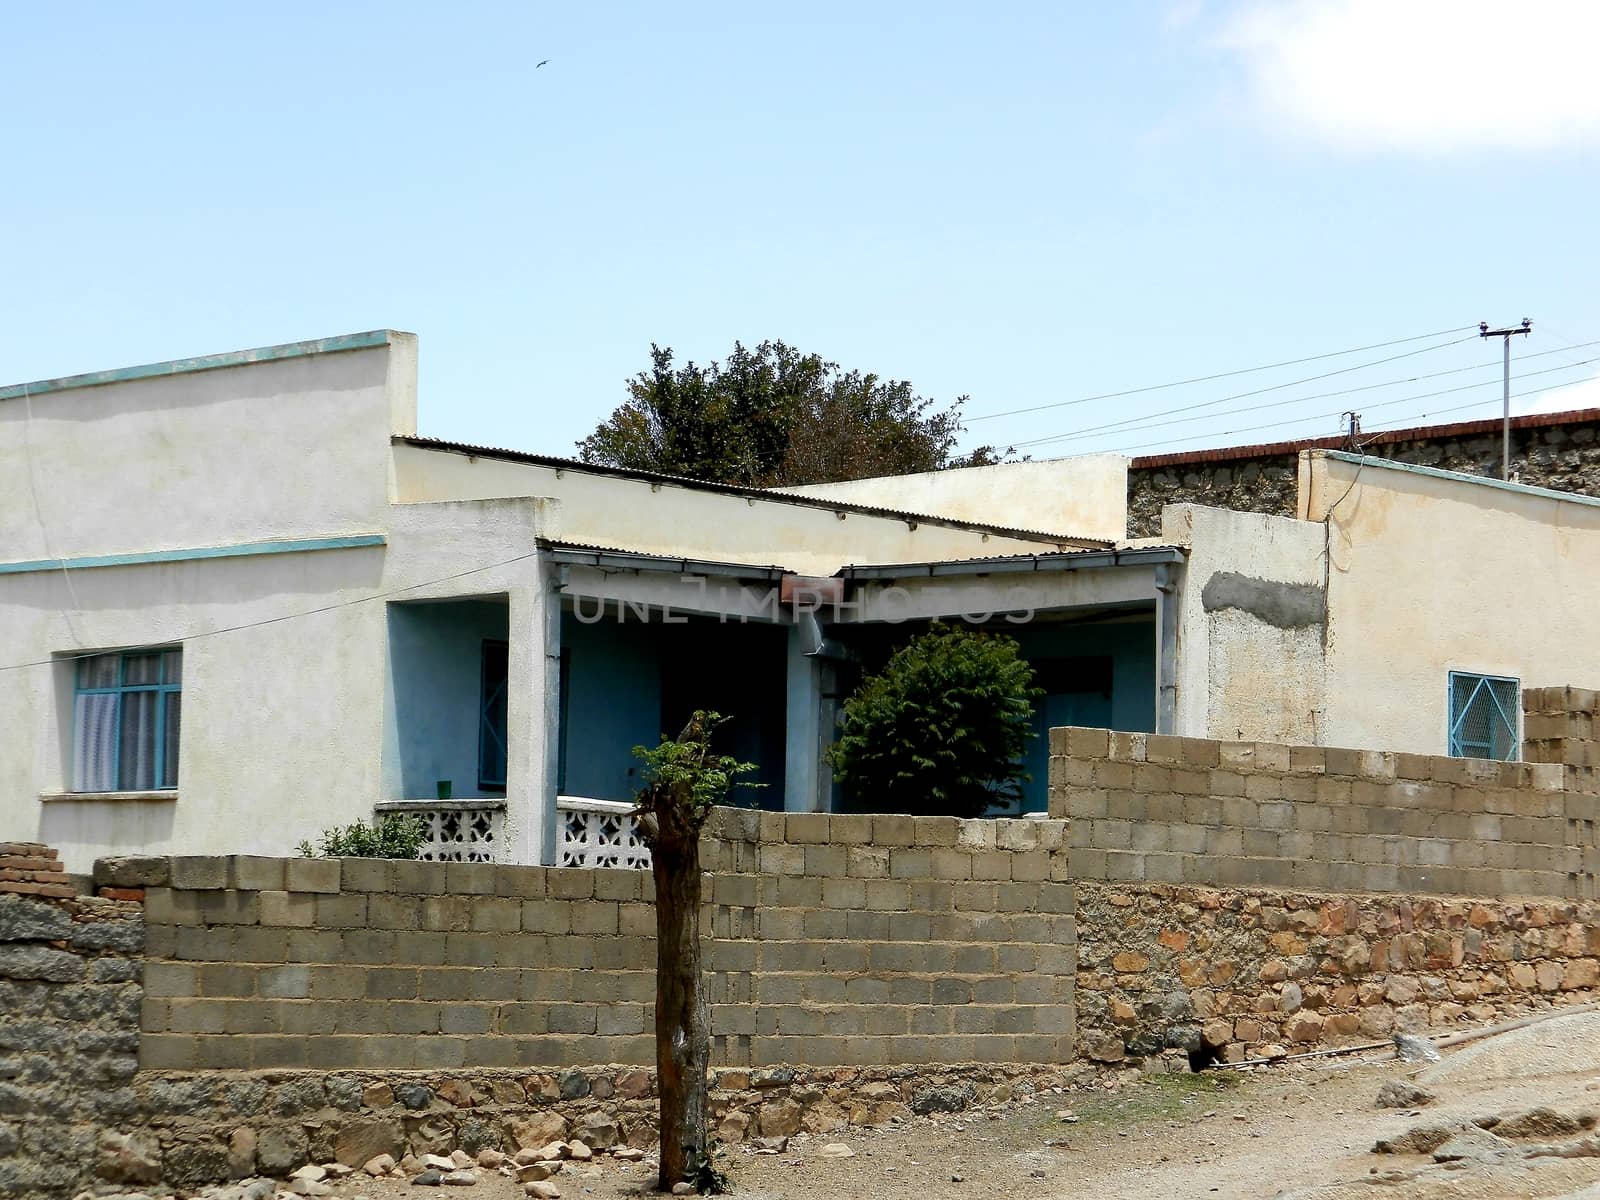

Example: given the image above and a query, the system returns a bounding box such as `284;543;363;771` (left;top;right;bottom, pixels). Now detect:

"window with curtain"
72;648;182;791
1447;671;1519;761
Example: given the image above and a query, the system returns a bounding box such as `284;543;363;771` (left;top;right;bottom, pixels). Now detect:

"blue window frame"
73;648;182;791
1447;671;1519;761
478;640;508;790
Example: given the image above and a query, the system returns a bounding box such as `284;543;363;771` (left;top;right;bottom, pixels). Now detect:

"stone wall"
0;854;145;1199
1074;881;1600;1067
1125;411;1600;537
136;809;1075;1073
1048;726;1596;899
80;1060;1077;1191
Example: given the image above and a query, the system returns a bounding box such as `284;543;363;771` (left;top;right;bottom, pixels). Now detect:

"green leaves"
296;815;428;859
829;626;1043;818
575;339;1004;486
633;710;761;829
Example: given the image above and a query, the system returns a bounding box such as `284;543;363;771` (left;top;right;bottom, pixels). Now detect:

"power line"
1019;351;1600;453
0;547;547;676
966;324;1480;424
1003;332;1479;449
1101;375;1599;459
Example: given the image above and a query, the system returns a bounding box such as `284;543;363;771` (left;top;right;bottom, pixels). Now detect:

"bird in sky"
536;59;550;68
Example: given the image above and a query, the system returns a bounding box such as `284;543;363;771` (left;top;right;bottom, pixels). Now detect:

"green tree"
632;712;756;1192
577;340;1004;486
829;626;1043;818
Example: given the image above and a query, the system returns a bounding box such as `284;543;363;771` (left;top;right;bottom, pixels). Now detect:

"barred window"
73;648;182;791
1447;671;1519;761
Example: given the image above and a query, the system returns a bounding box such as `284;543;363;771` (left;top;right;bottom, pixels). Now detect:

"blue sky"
6;1;1600;461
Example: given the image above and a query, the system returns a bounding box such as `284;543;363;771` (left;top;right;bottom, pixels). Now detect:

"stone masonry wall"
1074;881;1600;1067
1048;726;1597;899
1126;412;1600;537
0;848;145;1199
136;809;1075;1074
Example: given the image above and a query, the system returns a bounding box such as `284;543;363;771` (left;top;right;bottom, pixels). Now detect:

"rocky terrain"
69;1011;1600;1200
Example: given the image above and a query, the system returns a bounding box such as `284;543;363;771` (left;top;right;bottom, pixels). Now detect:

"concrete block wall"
135;809;1075;1073
1049;726;1599;899
1525;686;1600;790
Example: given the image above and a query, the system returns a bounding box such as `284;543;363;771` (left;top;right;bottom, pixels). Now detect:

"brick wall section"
1048;726;1598;899
135;809;1075;1073
0;872;145;1199
1074;880;1600;1066
1125;414;1600;537
0;841;75;899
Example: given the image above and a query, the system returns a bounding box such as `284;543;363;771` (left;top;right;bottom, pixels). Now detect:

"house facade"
6;330;1599;874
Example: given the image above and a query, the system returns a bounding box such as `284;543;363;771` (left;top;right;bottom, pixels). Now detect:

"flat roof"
0;330;402;402
402;435;1110;549
1131;406;1600;470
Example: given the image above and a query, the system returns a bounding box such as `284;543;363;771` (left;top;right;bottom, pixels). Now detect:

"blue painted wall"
558;613;788;807
558;614;664;803
1010;613;1156;813
384;599;509;801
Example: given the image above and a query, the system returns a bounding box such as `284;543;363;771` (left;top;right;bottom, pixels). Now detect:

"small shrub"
830;624;1042;817
297;815;427;859
686;1143;733;1195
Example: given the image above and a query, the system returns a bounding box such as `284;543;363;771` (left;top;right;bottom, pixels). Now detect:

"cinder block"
285;857;341;894
845;845;890;878
913;817;961;848
389;859;449;895
366;893;422;929
547;869;595;900
1066;727;1111;760
138;1033;199;1070
337;858;392;893
170;856;229;890
785;812;832;844
446;862;497;895
258;964;311;999
228;856;287;892
889;848;932;879
468;896;524;933
829;813;873;844
314;893;369;929
872;814;917;847
494;865;548;899
804;844;848;878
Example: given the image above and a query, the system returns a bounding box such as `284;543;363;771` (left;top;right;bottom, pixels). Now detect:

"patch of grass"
1020;1071;1245;1140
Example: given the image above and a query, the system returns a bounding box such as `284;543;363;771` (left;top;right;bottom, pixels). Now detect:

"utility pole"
1479;319;1532;479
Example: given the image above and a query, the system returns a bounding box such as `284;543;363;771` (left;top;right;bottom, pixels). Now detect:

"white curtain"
119;691;159;791
73;693;117;792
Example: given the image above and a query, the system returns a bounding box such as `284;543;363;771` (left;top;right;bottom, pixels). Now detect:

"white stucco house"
6;329;1600;874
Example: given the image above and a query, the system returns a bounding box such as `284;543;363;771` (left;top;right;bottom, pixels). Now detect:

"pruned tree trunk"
646;786;709;1189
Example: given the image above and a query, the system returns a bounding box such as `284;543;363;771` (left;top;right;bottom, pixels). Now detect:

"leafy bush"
632;711;761;818
296;815;427;859
829;625;1042;818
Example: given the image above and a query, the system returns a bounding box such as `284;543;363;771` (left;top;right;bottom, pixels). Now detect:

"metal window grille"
478;639;508;790
1447;672;1520;761
73;648;182;791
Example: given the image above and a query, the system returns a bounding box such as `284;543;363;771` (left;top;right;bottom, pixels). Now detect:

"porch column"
784;626;827;812
1154;561;1181;735
505;566;563;865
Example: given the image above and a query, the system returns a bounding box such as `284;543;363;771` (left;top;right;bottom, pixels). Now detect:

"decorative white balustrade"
557;796;650;870
374;800;504;863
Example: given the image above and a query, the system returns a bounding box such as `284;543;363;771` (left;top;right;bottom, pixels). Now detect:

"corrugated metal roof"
1130;406;1600;470
399;435;1110;548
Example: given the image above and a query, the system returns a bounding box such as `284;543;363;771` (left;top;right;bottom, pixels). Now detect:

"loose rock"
1376;1080;1436;1109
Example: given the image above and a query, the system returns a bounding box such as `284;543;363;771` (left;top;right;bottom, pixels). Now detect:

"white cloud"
1513;370;1600;417
1219;0;1600;151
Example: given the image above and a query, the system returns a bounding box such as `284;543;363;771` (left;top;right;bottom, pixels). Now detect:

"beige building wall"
772;454;1129;543
392;441;1090;576
1300;449;1600;757
1161;503;1327;744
